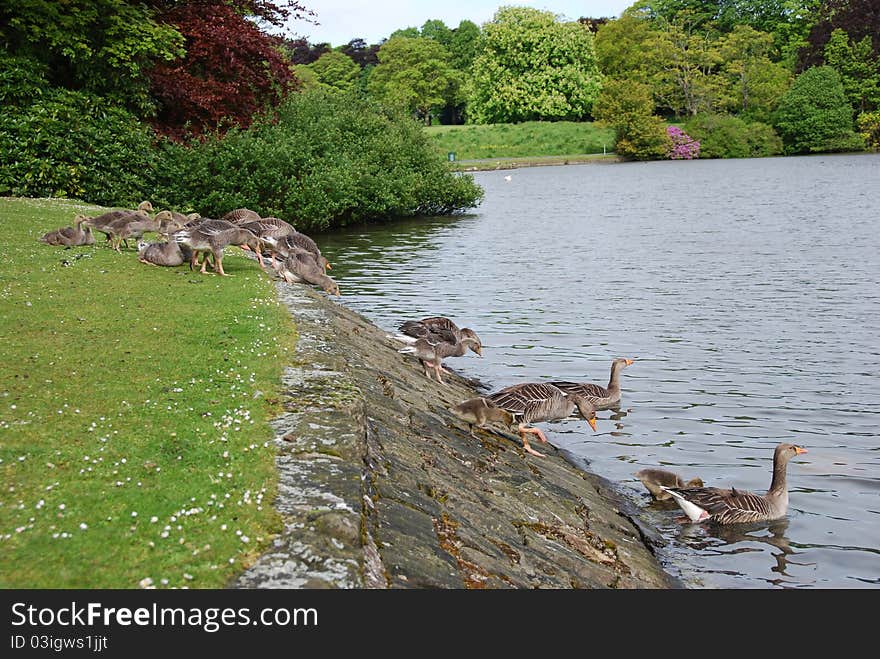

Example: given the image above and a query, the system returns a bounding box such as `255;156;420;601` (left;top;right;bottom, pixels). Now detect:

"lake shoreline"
236;283;672;589
452;153;623;171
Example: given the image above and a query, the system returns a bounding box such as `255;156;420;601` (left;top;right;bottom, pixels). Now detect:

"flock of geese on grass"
39;206;807;527
39;202;339;295
390;315;807;526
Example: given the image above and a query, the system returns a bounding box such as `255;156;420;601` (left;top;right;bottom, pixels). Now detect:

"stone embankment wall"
236;285;670;589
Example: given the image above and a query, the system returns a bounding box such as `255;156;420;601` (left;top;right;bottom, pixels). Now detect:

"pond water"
317;154;880;588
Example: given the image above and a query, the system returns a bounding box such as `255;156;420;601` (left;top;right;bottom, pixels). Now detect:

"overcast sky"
287;1;636;46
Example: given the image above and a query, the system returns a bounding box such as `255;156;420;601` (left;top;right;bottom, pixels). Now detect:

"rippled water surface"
318;154;880;588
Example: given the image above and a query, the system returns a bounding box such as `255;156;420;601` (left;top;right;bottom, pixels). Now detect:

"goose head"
460;328;483;356
572;395;597;431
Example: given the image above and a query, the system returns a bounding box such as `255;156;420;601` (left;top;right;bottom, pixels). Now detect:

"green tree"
0;0;184;115
649;16;724;117
448;20;482;71
467;6;603;124
718;25;792;121
389;27;420;40
823;29;880;115
594;13;655;82
367;37;461;125
772;66;863;153
593;78;671;160
307;50;361;92
420;19;452;47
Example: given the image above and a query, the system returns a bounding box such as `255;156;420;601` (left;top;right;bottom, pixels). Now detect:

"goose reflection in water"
675;517;816;585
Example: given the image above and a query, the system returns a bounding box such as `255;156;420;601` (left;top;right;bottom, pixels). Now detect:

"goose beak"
326;263;333;270
795;447;807;455
625;359;634;366
588;418;597;432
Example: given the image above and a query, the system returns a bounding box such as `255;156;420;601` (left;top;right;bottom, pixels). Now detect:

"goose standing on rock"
274;248;340;296
549;358;634;409
662;443;807;524
451;397;515;438
394;317;483;373
264;230;331;272
635;468;704;500
485;382;597;457
396;331;482;384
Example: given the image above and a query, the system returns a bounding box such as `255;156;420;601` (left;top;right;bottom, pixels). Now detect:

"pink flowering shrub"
666;125;701;159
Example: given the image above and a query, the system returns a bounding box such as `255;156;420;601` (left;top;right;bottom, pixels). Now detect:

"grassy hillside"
426;121;616;160
0;197;295;588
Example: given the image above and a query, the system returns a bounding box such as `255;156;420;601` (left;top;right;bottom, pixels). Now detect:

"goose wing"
668;486;774;524
487;383;566;423
399;320;457;344
419;317;461;334
548;381;609;400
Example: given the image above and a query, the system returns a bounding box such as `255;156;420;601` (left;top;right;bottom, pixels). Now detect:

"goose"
173;220;265;276
274;249;340;296
80;201;152;244
106;210;176;252
138;237;192;267
548;358;634;409
394;317;483;372
399;316;473;344
395;330;481;384
39;215;94;246
662;443;807;524
485;382;597;458
220;208;261;224
240;218;297;267
635;468;704;500
451;397;515;438
265;230;331;272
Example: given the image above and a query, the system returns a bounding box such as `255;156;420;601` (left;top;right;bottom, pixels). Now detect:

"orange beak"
327;263;333;270
795;447;807;454
588;418;597;432
625;359;634;366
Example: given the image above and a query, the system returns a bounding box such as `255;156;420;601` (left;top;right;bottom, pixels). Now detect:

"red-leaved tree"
148;1;312;139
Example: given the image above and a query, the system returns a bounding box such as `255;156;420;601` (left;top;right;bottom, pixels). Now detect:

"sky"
286;1;636;47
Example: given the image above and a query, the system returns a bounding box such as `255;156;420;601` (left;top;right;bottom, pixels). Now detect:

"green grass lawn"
0;197;296;588
425;121;617;160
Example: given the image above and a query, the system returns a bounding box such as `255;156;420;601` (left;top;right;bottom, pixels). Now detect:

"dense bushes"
593;79;670;161
685;114;783;158
151;90;483;230
0;57;158;204
772;66;864;154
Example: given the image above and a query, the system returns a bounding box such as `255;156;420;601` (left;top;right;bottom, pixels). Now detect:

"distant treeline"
1;1;877;212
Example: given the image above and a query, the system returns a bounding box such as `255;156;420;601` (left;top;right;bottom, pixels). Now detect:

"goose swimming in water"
662;443;807;524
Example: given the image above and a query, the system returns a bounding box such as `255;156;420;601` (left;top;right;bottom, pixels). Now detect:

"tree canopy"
367;37;461;125
467;6;603;123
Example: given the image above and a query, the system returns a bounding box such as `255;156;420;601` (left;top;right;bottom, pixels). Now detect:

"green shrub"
152;90;483;230
0;54;49;107
593;79;670;161
772;66;865;154
857;111;880;149
685;114;783;158
0;87;157;204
